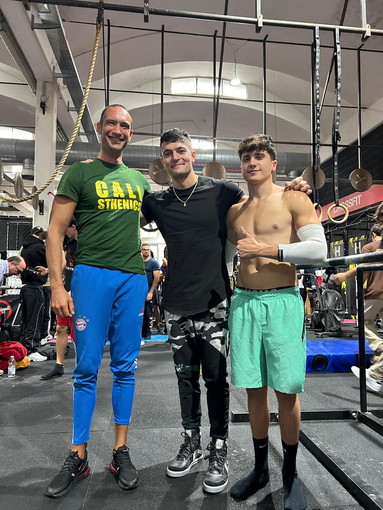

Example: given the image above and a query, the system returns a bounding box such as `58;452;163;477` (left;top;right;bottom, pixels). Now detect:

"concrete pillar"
34;80;58;229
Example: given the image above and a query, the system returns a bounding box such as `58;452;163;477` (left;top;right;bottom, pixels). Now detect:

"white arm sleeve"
278;224;327;265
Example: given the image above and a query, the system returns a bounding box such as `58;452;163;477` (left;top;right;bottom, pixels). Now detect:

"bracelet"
278;248;284;262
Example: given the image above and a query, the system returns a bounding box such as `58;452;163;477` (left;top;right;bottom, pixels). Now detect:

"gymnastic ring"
313;202;323;222
327;203;349;224
141;221;159;232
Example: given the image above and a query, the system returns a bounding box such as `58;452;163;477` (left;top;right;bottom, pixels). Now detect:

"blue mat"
140;336;373;374
306;340;373;373
141;334;168;342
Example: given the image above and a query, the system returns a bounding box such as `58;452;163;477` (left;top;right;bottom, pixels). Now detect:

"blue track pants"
71;264;147;445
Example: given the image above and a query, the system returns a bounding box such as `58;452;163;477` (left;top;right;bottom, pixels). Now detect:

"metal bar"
231;410;354;423
106;19;110;106
160;24;164;134
356;266;368;412
262;35;267;132
88;85;363;110
326;252;383;266
13;0;383;36
360;0;367;29
213;30;217;161
213;0;229;143
102;19;107;106
357;411;383;436
64;19;383;53
256;0;263;32
371;409;383;419
300;430;383;510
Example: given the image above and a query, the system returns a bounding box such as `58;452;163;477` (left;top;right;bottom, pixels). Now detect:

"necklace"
172;179;198;207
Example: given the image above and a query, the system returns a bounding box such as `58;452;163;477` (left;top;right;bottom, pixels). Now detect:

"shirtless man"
227;134;327;510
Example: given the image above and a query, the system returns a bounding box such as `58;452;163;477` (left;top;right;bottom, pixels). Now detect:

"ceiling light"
230;76;241;86
230;58;241;86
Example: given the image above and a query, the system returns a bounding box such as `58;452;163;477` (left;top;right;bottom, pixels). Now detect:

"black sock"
253;437;269;472
281;441;298;479
282;441;307;510
41;363;64;380
230;437;269;501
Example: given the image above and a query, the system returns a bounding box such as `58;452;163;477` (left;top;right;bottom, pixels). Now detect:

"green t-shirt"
57;158;151;274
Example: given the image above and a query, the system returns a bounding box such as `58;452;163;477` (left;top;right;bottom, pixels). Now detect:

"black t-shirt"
142;176;243;315
144;257;161;288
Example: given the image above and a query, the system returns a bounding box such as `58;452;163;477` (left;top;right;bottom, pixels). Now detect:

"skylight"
171;77;247;100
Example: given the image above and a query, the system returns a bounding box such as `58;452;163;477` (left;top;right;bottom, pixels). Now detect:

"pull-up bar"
15;0;383;37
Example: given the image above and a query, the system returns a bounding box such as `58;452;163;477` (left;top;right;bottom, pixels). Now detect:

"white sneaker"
40;334;53;345
351;366;383;393
28;352;48;362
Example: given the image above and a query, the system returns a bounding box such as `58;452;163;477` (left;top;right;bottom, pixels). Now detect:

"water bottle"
8;355;16;379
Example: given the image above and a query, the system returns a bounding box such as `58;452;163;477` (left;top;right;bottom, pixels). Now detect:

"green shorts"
229;286;306;394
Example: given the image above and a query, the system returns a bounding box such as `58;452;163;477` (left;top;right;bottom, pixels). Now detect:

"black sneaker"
166;430;203;477
45;450;90;498
109;445;139;490
203;438;228;494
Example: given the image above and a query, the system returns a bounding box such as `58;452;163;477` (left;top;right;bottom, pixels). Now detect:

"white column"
34;80;58;229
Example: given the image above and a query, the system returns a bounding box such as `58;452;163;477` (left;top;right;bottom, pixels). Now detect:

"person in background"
20;226;49;362
141;243;161;341
0;255;26;286
38;231;53;344
41;220;78;380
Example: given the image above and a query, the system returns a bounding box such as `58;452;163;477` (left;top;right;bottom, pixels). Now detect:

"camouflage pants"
165;299;230;439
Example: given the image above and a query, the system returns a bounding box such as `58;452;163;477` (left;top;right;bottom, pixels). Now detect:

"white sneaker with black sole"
351;366;383;393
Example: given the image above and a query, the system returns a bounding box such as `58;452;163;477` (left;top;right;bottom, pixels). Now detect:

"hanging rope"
0;1;104;204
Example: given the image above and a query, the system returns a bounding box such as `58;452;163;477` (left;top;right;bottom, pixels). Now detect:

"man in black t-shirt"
141;243;161;340
20;226;49;359
141;128;311;495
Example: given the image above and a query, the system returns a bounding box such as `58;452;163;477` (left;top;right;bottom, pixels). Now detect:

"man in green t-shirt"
45;105;151;498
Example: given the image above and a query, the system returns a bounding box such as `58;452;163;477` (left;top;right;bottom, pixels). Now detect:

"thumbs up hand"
236;226;278;259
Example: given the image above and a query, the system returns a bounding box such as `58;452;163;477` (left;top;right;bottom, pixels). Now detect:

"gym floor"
0;335;382;510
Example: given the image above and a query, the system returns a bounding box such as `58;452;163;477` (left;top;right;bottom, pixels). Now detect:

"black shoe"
230;468;270;501
41;363;64;380
203;438;229;494
109;445;139;490
45;450;90;498
166;430;203;477
283;471;307;510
